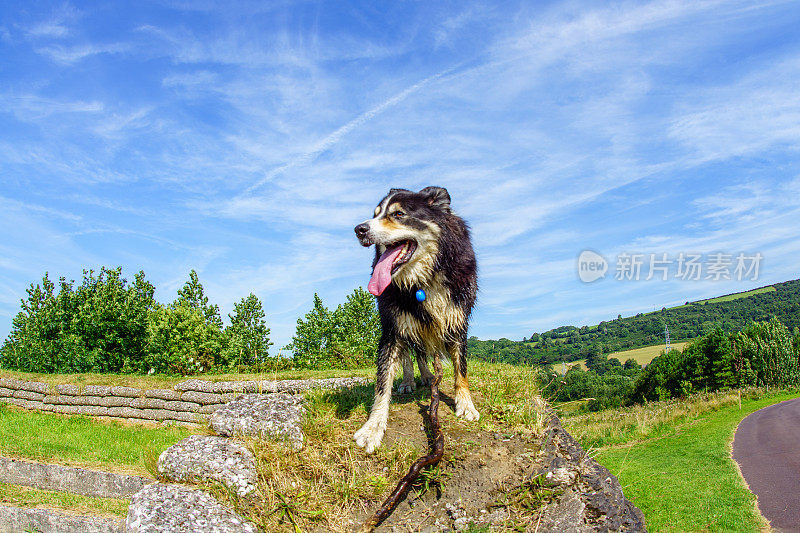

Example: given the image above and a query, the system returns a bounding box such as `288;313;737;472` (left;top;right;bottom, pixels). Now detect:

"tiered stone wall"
0;376;368;425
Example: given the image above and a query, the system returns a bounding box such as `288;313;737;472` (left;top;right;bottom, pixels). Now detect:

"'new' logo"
577;250;608;283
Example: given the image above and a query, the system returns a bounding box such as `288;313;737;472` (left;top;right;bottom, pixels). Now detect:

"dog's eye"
393;211;406;219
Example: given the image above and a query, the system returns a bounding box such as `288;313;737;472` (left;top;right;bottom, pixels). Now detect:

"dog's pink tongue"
368;244;405;296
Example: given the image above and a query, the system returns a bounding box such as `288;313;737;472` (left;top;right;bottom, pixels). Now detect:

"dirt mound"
350;394;541;532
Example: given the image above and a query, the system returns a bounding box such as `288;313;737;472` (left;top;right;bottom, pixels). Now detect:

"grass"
0;482;129;518
697;286;776;305
563;388;800;532
0;403;197;474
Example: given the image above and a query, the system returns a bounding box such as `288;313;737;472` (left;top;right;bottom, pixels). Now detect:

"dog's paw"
455;395;480;422
419;375;434;387
354;423;385;454
397;381;416;394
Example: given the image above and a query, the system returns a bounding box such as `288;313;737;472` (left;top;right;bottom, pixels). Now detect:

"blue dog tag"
415;289;426;302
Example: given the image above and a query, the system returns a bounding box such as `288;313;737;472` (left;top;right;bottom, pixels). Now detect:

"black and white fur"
353;186;478;453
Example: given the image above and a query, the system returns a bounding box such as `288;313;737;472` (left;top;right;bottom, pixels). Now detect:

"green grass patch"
0;482;129;518
0;404;197;474
697;286;776;305
567;389;799;532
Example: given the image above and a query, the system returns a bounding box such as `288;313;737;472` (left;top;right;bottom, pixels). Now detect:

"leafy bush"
0;268;155;373
541;366;637;411
1;267;277;375
142;302;222;375
141;270;225;374
732;318;799;388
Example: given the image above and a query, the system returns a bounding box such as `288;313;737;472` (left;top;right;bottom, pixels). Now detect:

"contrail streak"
242;67;456;195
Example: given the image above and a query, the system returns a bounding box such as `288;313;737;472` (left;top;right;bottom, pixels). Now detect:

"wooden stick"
359;369;445;532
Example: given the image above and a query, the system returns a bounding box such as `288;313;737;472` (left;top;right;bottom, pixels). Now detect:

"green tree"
623;358;640;371
288;288;380;369
329;287;380;368
732;318;799;388
176;270;223;329
289;294;333;368
223;293;272;366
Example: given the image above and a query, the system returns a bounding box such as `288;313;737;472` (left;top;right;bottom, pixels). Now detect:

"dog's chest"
394;279;465;347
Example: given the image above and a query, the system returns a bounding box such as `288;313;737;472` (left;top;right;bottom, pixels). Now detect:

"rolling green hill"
469;279;800;366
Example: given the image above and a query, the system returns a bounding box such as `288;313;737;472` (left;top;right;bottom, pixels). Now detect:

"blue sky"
1;0;800;351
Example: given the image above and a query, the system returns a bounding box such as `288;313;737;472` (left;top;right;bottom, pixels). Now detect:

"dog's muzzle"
354;223;373;246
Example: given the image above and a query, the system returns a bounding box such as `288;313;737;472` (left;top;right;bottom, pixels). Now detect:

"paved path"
733;396;800;533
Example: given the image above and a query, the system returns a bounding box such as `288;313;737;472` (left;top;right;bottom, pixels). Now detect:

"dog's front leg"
451;331;480;421
354;340;403;453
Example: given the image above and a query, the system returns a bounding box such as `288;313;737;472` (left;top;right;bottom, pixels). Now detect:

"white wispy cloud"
24;4;80;39
36;42;131;64
1;94;104;120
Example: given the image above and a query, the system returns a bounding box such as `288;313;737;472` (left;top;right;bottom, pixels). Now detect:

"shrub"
0;268;155;373
542;366;637;412
732;318;799;388
143;303;222;375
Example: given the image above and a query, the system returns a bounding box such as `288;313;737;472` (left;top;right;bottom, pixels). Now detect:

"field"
0;402;196;518
608;342;689;366
0;366;375;390
697;285;776;304
567;341;690;370
564;388;800;532
4;362;794;531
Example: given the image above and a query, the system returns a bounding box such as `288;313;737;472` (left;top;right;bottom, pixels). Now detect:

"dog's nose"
354;223;369;237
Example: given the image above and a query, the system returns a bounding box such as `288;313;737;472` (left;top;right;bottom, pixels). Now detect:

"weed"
412;460;452;498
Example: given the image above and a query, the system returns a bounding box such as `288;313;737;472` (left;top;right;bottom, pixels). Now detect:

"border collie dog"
353;186;478;453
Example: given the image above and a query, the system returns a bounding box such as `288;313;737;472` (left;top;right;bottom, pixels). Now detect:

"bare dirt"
351;389;541;532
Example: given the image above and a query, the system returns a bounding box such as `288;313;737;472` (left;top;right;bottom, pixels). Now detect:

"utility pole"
665;322;671;353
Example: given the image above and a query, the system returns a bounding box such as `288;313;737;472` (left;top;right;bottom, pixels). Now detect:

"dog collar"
415;289;426;302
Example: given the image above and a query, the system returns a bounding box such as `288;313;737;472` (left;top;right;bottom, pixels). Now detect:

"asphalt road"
733;396;800;532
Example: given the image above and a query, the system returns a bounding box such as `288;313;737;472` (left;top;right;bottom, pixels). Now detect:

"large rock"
126;483;258;533
158;435;258;498
210;393;306;449
534;415;646;532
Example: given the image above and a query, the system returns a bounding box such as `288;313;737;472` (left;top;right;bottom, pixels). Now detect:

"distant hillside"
468;279;800;366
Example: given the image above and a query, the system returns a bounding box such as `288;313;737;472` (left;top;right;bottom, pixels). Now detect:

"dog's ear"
420;186;451;209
